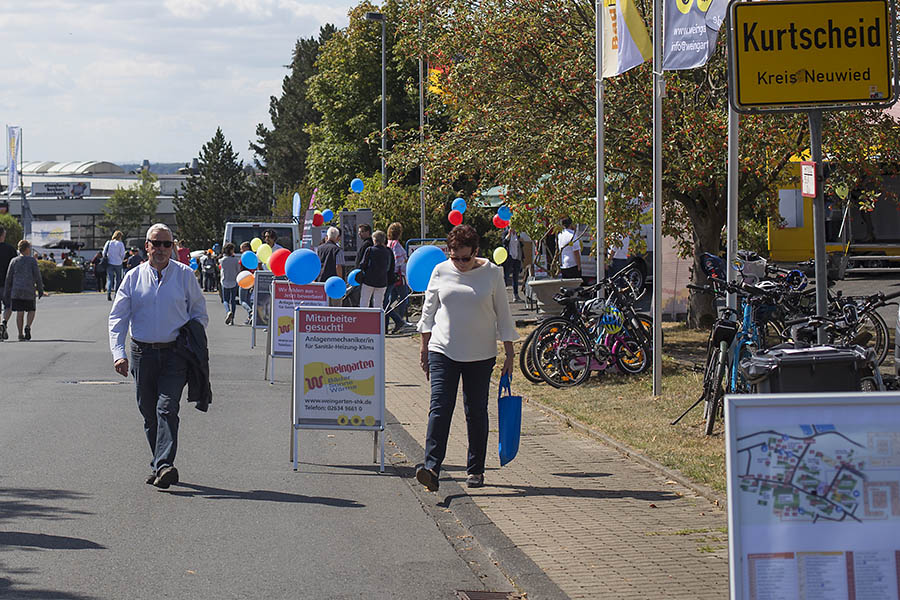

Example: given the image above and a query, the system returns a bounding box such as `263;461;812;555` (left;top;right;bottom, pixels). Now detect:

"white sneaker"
225;311;234;325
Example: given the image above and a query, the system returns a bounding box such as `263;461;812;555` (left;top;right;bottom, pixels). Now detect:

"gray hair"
146;223;174;240
372;230;386;245
326;226;341;241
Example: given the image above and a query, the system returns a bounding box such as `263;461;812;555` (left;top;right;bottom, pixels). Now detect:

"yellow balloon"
256;243;273;263
250;237;263;252
493;247;508;264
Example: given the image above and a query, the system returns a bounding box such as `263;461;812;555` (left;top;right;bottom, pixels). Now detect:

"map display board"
270;281;327;358
726;393;900;600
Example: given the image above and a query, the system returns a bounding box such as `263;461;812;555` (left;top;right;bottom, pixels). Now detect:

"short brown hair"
358;223;372;235
446;224;479;254
17;239;30;253
224;242;235;255
387;222;402;240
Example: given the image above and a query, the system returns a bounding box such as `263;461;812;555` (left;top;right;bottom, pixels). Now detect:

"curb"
520;395;727;511
385;408;569;600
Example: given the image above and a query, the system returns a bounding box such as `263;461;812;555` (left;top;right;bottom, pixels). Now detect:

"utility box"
740;346;872;394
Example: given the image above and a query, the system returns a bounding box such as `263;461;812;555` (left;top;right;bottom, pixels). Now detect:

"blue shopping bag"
497;373;522;466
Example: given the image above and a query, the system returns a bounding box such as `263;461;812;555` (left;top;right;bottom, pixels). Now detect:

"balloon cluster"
493;205;512;229
312;209;334;227
447;197;466;226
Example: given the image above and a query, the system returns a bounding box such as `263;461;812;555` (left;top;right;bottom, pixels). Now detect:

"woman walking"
3;240;45;341
358;230;395;309
415;225;518;491
103;230;126;301
218;243;241;325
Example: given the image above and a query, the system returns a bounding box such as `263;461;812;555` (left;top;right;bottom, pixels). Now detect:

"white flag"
7;126;21;199
602;0;652;78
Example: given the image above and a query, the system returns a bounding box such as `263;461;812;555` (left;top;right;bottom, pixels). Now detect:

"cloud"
0;0;352;163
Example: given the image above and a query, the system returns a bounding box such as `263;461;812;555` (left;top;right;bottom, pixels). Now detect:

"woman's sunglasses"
449;255;473;263
148;240;174;248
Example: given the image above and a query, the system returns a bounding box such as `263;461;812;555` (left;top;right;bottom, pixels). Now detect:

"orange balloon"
237;271;255;289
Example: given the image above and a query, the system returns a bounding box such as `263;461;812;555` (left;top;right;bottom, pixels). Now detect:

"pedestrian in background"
91;250;107;293
126;248;143;270
174;239;191;265
108;223;209;489
219;243;241;325
3;239;45;341
238;241;254;325
358;230;394;309
415;224;518;491
384;222;414;333
0;226;18;341
557;217;581;280
316;226;345;281
263;229;284;251
503;226;529;302
103;230;126;301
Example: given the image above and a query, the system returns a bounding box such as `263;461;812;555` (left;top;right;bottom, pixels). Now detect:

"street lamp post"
364;11;386;193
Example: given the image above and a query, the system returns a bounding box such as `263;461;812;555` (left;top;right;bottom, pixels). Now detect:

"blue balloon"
451;197;467;214
284;248;321;285
322;209;334;223
350;178;364;193
497;205;512;221
347;268;362;287
240;250;259;269
189;258;199;271
324;276;346;299
407;245;447;292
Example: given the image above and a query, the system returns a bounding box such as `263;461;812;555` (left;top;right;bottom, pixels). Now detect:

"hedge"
38;261;84;293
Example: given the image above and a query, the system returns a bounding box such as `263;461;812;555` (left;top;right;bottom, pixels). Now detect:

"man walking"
557;217;582;280
0;226;16;340
109;223;209;488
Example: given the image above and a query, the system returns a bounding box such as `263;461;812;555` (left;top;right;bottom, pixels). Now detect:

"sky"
1;0;357;166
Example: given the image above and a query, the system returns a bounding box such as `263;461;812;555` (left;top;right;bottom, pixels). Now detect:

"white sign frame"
726;392;900;600
291;306;385;472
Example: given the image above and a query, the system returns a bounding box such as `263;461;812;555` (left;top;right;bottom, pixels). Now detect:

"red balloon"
268;248;291;277
493;215;509;229
312;212;324;227
448;210;463;226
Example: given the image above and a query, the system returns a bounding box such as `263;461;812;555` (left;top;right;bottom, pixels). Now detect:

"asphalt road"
0;292;501;600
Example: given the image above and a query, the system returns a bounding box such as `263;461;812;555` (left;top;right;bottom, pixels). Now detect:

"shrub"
0;214;23;247
38;261;84;293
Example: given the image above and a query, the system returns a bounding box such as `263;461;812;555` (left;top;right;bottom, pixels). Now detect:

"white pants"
359;284;386;309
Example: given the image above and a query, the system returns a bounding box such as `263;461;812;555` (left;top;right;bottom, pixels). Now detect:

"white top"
557;228;581;268
388;239;407;276
417;260;519;361
108;260;209;362
105;239;126;265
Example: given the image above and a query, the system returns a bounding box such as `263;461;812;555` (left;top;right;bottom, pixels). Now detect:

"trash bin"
525;278;583;315
740;345;873;393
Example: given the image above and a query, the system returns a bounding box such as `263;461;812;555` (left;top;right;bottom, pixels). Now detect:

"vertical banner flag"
7;126;21;199
662;0;728;70
601;0;653;78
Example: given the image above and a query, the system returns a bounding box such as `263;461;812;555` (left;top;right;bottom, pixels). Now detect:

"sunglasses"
148;240;173;248
449;254;473;263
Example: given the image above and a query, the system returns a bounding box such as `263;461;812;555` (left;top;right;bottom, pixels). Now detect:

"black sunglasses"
449;254;473;263
148;240;173;248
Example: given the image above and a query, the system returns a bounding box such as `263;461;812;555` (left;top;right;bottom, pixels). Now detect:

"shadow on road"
165;482;365;507
0;531;106;550
0;488;92;525
0;561;99;599
26;339;96;344
438;484;680;508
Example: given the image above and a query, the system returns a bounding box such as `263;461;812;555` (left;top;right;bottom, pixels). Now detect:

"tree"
251;25;337;193
305;0;421;203
101;170;159;239
0;214;23;247
389;0;900;326
175;128;268;248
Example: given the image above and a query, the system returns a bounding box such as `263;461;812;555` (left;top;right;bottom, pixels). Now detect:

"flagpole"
652;0;664;396
726;107;738;311
595;0;605;290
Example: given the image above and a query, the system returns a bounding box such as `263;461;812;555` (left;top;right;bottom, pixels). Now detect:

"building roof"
21;160;125;175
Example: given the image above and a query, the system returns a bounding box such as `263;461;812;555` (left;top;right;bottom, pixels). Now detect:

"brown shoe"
416;467;439;492
153;466;179;489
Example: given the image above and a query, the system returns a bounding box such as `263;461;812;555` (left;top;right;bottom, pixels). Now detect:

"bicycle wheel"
519;328;543;383
615;337;649;374
531;318;593;388
846;311;889;366
705;340;728;436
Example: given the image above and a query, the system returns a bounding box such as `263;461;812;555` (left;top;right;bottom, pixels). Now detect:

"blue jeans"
239;287;253;318
424;352;496;476
107;265;124;296
131;343;187;473
384;280;409;329
222;285;237;314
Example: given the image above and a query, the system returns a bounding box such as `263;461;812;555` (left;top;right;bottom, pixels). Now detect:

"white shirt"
105;239;126;265
417;260;519;361
108;260;209;362
557;228;581;269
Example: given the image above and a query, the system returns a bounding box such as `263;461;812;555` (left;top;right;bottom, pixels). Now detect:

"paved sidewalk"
384;336;729;599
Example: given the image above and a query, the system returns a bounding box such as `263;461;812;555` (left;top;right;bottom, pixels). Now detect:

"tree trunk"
683;196;726;329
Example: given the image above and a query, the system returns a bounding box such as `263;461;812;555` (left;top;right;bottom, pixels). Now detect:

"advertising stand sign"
250;271;274;350
291;306;385;471
270;281;327;358
726;392;900;600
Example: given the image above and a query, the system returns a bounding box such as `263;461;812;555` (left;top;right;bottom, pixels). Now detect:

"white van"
223;222;300;251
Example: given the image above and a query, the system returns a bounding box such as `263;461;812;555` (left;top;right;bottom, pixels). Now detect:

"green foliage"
252;25;337;192
273;182;318;221
175;128;271;248
305;0;421;202
38;261;84;292
101;170;159;239
342;175;446;244
0;214;23;247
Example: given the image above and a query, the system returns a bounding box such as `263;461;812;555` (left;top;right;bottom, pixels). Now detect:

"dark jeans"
384;280;409;329
96;271;107;292
131;343;188;473
424;352;496;476
222;285;238;314
503;258;522;298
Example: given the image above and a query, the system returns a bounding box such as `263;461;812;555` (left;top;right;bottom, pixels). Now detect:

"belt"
132;339;177;350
